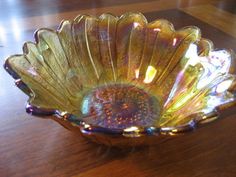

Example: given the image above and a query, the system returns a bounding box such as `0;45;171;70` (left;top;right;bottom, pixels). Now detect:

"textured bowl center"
82;84;160;129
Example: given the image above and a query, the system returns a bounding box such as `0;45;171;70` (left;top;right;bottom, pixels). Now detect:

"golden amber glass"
4;12;236;146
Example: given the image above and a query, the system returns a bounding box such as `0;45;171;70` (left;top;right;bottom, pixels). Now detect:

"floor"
0;0;236;177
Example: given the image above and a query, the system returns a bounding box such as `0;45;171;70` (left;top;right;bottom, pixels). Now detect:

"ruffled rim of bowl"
3;12;236;138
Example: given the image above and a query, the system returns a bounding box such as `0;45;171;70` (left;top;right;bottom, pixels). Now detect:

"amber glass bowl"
4;12;236;146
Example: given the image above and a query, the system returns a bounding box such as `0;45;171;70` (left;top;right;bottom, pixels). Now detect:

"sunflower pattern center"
82;84;160;129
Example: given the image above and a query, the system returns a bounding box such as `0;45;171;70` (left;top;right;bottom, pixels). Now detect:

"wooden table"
0;0;236;176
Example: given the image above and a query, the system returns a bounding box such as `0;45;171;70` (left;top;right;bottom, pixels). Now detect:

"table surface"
1;0;236;176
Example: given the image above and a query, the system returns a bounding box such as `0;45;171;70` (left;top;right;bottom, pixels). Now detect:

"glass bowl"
4;12;236;146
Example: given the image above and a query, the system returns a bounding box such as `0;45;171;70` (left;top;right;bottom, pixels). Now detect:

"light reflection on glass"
197;50;231;89
135;69;139;79
133;22;140;28
185;43;199;66
172;37;177;46
143;65;157;83
153;28;161;32
162;42;234;125
124;126;139;132
216;79;233;93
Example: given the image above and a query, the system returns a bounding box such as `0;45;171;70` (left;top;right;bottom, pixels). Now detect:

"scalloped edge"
3;12;236;143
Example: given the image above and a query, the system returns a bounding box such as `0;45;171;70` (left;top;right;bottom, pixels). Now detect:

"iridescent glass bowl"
4;12;236;146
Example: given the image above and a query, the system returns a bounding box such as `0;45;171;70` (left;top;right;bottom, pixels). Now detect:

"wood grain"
182;4;236;38
145;9;236;51
0;0;222;33
214;0;236;14
0;0;236;177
